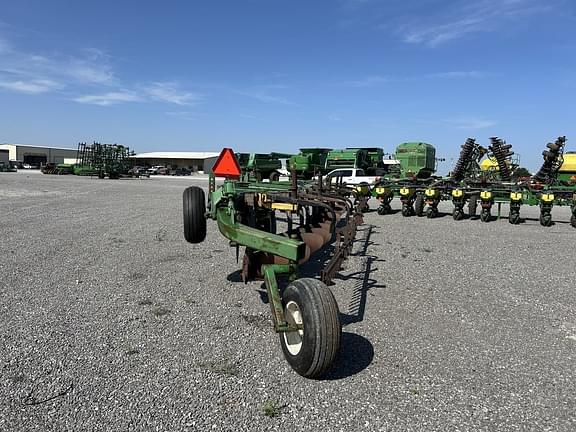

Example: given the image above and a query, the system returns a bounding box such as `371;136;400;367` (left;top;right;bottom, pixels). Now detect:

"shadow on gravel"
324;332;374;380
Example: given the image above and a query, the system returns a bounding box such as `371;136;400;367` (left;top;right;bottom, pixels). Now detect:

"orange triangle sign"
212;148;241;178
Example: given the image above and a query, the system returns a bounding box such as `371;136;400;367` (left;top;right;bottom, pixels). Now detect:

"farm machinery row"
372;136;576;228
41;142;135;178
183;149;371;378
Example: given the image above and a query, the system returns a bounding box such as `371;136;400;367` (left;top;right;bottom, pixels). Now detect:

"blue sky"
1;0;575;172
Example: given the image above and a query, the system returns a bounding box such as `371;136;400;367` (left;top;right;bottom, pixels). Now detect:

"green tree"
513;166;532;179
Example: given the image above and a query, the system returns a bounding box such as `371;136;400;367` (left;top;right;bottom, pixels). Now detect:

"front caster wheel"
509;213;520;225
280;278;341;378
452;209;464;221
539;214;553;227
414;195;424;217
426;207;438;219
480;210;491;222
401;205;413;217
468;195;478;218
377;205;390;215
183;186;207;243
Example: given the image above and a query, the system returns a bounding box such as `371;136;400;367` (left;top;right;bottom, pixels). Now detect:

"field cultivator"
372;136;576;228
183;148;368;378
74;142;134;179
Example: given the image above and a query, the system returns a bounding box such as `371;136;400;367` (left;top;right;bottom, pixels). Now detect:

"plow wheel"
377;204;390;215
539;213;553;227
414;195;424;217
480;209;491;222
426;207;438;219
183;186;207;243
452;208;464;221
401;205;413;217
509;212;520;225
279;278;341;379
468;195;478;218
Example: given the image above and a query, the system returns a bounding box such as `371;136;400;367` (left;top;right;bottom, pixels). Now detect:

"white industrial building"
0;143;78;166
131;152;219;173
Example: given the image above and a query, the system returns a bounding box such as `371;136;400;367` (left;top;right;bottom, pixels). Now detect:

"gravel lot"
1;172;575;431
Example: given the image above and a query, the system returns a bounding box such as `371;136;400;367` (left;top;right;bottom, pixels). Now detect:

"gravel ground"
1;172;575;431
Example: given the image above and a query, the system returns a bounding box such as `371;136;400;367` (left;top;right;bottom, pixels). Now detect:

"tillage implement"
182;148;367;378
372;136;576;228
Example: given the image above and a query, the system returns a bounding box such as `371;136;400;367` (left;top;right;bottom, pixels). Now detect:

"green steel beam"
216;207;306;262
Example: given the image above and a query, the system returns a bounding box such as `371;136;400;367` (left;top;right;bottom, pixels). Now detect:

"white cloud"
74;82;202;107
0;79;61;94
0;34;201;107
0;38;11;54
74;91;142;106
144;82;201;105
236;86;296;105
398;0;554;46
444;117;498;129
342;75;389;87
0;42;115;87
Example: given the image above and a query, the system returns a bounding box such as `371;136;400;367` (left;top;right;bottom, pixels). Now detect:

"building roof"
0;143;77;151
132;152;219;159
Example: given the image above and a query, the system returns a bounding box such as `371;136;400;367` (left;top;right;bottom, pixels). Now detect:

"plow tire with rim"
480;209;491;222
183;186;207;243
279;278;341;379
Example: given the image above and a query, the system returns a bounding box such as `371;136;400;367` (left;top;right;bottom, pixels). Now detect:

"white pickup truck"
322;168;378;185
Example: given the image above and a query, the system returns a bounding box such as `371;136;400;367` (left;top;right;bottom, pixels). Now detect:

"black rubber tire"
453;209;464;221
468;195;478;217
539;213;553;227
571;214;576;228
480;210;490;222
377;206;386;215
414;195;424;217
509;213;520;225
426;207;437;219
279;278;341;378
401;205;412;217
183;186;207;243
269;171;280;182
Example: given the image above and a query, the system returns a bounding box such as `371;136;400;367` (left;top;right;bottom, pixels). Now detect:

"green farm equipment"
183;148;367;378
288;148;332;179
41;163;74;175
372;135;576;228
75;142;134;179
394;142;436;179
325;148;371;172
236;152;292;181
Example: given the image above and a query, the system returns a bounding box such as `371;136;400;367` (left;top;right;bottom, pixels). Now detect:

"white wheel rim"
283;300;304;355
